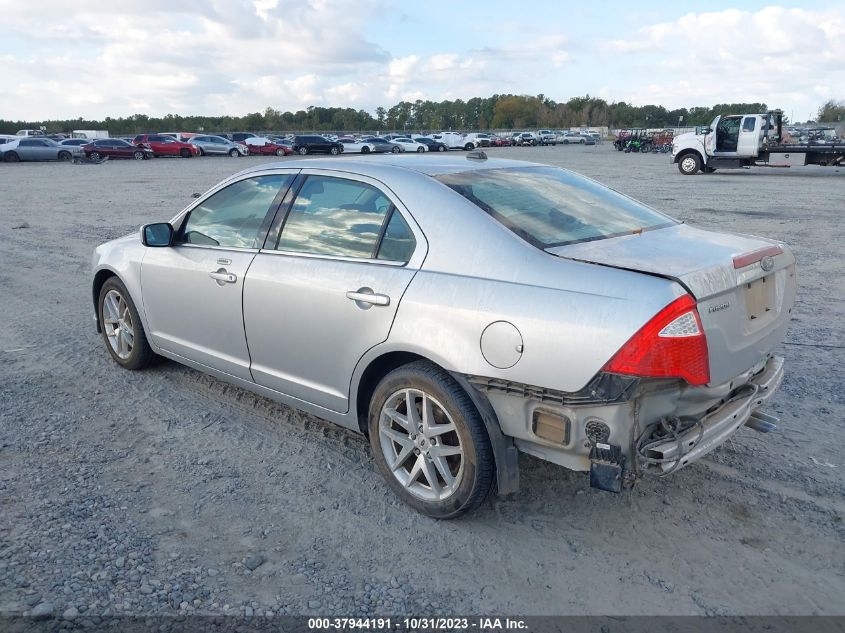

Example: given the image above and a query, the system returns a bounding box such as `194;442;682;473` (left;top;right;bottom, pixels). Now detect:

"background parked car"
245;137;293;156
338;137;376;153
1;137;79;162
464;133;493;148
231;132;257;143
291;135;343;155
132;134;200;158
59;138;90;148
189;135;247;157
84;139;153;160
391;137;428;152
361;137;403;153
559;132;589;145
512;132;537;146
413;137;447;152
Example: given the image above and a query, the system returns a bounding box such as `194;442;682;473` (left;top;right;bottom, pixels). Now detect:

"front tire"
416;146;424;153
391;146;400;153
361;146;370;154
133;151;145;160
229;148;239;157
678;152;702;175
298;147;308;155
180;148;192;158
58;151;72;161
368;361;494;519
89;152;101;161
330;146;340;155
437;145;446;152
464;143;474;151
98;277;156;370
276;148;285;156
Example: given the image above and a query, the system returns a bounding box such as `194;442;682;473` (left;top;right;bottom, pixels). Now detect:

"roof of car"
235;155;544;179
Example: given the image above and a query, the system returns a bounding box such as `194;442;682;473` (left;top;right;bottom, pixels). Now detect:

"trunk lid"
547;224;797;385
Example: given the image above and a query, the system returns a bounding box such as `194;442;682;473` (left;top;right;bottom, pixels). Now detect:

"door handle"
346;290;390;306
209;270;237;284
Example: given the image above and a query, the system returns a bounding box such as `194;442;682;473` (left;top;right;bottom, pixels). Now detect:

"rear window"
435;166;676;249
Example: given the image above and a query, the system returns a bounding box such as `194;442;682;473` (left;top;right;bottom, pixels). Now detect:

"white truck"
672;110;845;175
72;130;110;140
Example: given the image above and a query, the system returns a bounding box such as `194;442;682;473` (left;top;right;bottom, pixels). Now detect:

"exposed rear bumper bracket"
636;355;785;475
589;442;624;493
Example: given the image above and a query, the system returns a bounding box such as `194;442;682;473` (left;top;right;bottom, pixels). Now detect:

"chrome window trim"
176;244;260;254
256;247;408;268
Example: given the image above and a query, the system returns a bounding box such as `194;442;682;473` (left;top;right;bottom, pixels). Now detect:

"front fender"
91;235;153;346
673;136;707;164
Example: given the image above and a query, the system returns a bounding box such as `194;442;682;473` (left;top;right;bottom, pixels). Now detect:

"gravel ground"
0;145;843;619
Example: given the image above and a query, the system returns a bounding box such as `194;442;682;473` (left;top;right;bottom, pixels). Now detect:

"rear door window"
275;176;395;258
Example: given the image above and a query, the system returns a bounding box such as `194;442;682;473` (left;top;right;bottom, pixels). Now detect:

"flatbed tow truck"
672;110;845;174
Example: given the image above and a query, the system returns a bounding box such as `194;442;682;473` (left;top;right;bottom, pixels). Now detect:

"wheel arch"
92;268;119;332
91;265;152;343
353;350;519;495
673;147;703;165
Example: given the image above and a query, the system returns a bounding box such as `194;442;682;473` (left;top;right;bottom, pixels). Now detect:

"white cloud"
603;6;845;120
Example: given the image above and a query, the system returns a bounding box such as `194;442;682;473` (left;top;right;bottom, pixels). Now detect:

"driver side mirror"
695;126;712;135
141;222;173;247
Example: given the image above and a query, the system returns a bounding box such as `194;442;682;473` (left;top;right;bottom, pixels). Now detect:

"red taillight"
602;295;710;385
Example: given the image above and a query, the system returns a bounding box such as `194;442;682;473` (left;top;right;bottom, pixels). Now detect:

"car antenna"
466;150;487;160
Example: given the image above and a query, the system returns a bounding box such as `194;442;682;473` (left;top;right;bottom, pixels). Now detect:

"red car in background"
245;139;293;156
132;134;200;158
490;135;513;147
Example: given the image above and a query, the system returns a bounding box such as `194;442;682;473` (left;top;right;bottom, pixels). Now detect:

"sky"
1;0;842;122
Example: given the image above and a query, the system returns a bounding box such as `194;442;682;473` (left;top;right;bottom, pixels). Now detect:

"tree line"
1;94;838;135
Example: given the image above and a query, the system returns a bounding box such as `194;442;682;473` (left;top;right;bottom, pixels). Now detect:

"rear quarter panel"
373;172;685;392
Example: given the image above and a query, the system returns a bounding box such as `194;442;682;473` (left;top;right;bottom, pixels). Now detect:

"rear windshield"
435;166;676;248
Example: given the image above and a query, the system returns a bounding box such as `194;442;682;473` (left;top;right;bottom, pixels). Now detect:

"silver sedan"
188;135;247;157
91;156;796;518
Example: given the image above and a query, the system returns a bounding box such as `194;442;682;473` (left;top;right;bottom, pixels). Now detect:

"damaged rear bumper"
637;355;784;474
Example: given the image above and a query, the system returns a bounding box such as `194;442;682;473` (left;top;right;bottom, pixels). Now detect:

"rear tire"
98;277;156;370
368;360;494;519
678;152;702;175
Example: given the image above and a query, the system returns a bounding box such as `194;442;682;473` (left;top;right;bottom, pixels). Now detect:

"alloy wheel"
102;289;134;360
378;388;464;502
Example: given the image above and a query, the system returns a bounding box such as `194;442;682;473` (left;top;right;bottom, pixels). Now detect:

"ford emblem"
760;256;775;272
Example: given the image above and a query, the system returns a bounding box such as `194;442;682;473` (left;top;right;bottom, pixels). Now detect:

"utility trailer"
672;110;845;175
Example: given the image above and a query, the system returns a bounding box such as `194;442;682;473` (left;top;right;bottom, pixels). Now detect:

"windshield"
435;166;676;248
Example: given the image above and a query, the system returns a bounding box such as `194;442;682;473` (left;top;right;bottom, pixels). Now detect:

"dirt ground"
0;145;843;618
